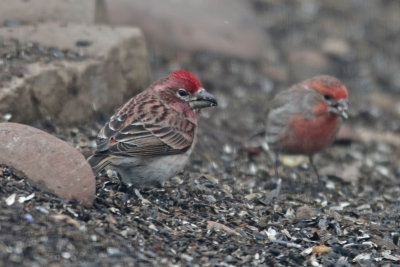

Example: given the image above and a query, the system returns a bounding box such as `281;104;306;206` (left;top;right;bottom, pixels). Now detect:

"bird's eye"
177;89;188;97
324;94;332;101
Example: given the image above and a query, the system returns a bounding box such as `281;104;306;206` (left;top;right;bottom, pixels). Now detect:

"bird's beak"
330;99;349;119
189;89;218;109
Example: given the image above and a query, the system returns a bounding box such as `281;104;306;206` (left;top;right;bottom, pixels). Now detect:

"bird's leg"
113;170;130;193
274;151;280;179
308;155;321;181
117;177;128;192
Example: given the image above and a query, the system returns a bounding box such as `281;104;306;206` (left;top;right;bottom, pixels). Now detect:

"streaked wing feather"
93;91;195;158
110;123;194;157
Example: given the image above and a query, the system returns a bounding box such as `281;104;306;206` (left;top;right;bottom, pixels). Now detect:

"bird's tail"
87;154;111;175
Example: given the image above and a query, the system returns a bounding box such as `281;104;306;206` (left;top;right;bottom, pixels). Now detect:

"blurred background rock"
1;0;399;124
1;1;400;266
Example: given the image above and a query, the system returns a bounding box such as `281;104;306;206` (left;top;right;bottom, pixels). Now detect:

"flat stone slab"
106;0;271;60
0;23;150;124
0;0;105;24
0;123;95;207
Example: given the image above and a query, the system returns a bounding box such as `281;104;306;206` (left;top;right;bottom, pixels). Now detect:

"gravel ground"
0;38;85;89
1;0;400;266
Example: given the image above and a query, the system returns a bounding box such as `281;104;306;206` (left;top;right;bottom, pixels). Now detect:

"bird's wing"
94;92;196;157
265;85;317;144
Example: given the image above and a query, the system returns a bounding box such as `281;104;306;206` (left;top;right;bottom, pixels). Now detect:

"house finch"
88;70;218;187
265;75;349;179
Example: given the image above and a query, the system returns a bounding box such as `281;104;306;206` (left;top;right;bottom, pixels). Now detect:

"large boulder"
0;23;150;124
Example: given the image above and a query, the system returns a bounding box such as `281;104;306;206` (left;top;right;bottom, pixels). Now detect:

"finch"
88;70;218;187
265;75;349;179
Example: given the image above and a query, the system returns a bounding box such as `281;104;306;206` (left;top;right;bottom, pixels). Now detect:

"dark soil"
1;0;400;266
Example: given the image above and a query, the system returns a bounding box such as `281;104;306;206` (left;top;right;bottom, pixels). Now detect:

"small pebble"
23;214;34;223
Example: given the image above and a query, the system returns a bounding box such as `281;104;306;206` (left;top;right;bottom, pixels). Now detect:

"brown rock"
288;49;330;80
312;245;331;254
337;125;400;148
322;38;351;58
0;122;95;207
369;92;400;118
296;205;315;220
371;235;399;250
0;23;150;124
262;65;289;82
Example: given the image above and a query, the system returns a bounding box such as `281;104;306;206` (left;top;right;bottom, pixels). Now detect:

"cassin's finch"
265;75;349;179
88;71;218;187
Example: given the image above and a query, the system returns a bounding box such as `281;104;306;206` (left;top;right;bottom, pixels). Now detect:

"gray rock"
0;23;150;124
0;0;107;24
